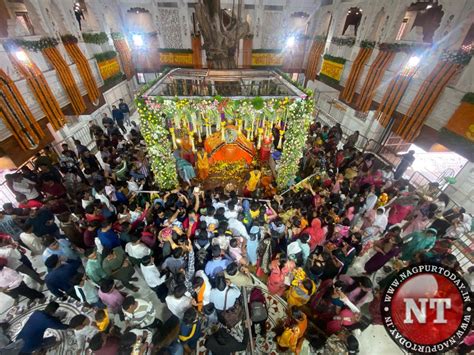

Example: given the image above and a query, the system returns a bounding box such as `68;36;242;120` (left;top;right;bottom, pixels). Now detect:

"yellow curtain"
0;69;45;150
8;53;65;130
63;42;100;103
340;47;373;103
42;46;86;115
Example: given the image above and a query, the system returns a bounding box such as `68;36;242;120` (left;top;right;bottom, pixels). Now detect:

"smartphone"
193;187;200;194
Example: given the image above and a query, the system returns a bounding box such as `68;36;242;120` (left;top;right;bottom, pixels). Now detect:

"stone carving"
157;8;183;48
404;25;424;42
262;11;284;48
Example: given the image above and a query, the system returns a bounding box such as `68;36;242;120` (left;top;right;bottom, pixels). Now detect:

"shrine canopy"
136;68;314;191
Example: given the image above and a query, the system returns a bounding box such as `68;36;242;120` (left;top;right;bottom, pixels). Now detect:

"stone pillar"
242;37;253;68
0;0;10;37
192;34;202;69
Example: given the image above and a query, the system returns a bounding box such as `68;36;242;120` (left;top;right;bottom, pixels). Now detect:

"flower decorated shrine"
135;69;314;191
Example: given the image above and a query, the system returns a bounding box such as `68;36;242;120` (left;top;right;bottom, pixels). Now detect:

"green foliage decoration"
323;54;347;64
103;72;124;87
360;40;376;49
111;32;124;40
276;98;314;189
82;32;109;45
61;34;79;44
94;50;117;62
331;37;356;47
135;97;179;190
461;92;474;104
5;37;58;52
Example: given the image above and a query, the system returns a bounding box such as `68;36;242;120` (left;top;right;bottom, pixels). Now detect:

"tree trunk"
195;0;250;69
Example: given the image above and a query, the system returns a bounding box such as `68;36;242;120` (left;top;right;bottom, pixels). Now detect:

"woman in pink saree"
267;256;295;296
303;218;326;251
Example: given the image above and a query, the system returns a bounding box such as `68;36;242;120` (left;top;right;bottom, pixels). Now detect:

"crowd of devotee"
0;108;472;355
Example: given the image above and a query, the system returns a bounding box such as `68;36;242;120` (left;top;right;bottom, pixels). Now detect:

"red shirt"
85;213;105;223
18;200;44;209
41;183;66;198
183;214;200;238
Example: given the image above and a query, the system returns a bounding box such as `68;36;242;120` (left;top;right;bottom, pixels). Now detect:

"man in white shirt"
69;315;97;349
140;256;168;302
0;260;44;304
81;191;94;210
224;201;239;220
125;236;152;260
201;207;218;227
11;175;40;201
228;217;250;239
165;284;193;320
93;186;114;212
0;244;44;284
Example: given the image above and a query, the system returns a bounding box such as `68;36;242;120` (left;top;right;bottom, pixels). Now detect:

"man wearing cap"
400;228;438;261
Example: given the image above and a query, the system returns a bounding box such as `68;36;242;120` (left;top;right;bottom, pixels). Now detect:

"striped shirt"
123;299;156;328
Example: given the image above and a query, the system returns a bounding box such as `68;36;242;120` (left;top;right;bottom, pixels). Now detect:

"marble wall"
306;0;474;139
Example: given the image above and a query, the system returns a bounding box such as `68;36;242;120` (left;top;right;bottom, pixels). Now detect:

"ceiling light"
132;34;144;47
286;36;295;48
405;56;420;69
426;4;433;9
15;50;29;63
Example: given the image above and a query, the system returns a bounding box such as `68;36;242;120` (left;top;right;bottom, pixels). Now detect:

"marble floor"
0;248;405;354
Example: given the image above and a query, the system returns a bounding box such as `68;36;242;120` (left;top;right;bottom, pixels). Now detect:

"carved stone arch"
49;1;68;35
319;11;332;36
82;0;103;32
103;5;121;33
441;10;474;50
23;0;47;35
126;7;155;33
367;7;386;42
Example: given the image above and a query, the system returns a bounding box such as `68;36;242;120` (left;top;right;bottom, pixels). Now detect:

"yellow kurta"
196;151;209;180
246;170;261;192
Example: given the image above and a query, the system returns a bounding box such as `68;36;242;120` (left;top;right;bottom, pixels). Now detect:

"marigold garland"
42;46;86;115
7;51;65;131
113;38;135;80
340;47;373;103
63;40;100;103
394;61;463;142
305;40;325;81
0;69;45;150
356;50;395;112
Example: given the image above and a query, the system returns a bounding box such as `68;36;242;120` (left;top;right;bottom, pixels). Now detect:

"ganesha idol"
204;125;256;165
